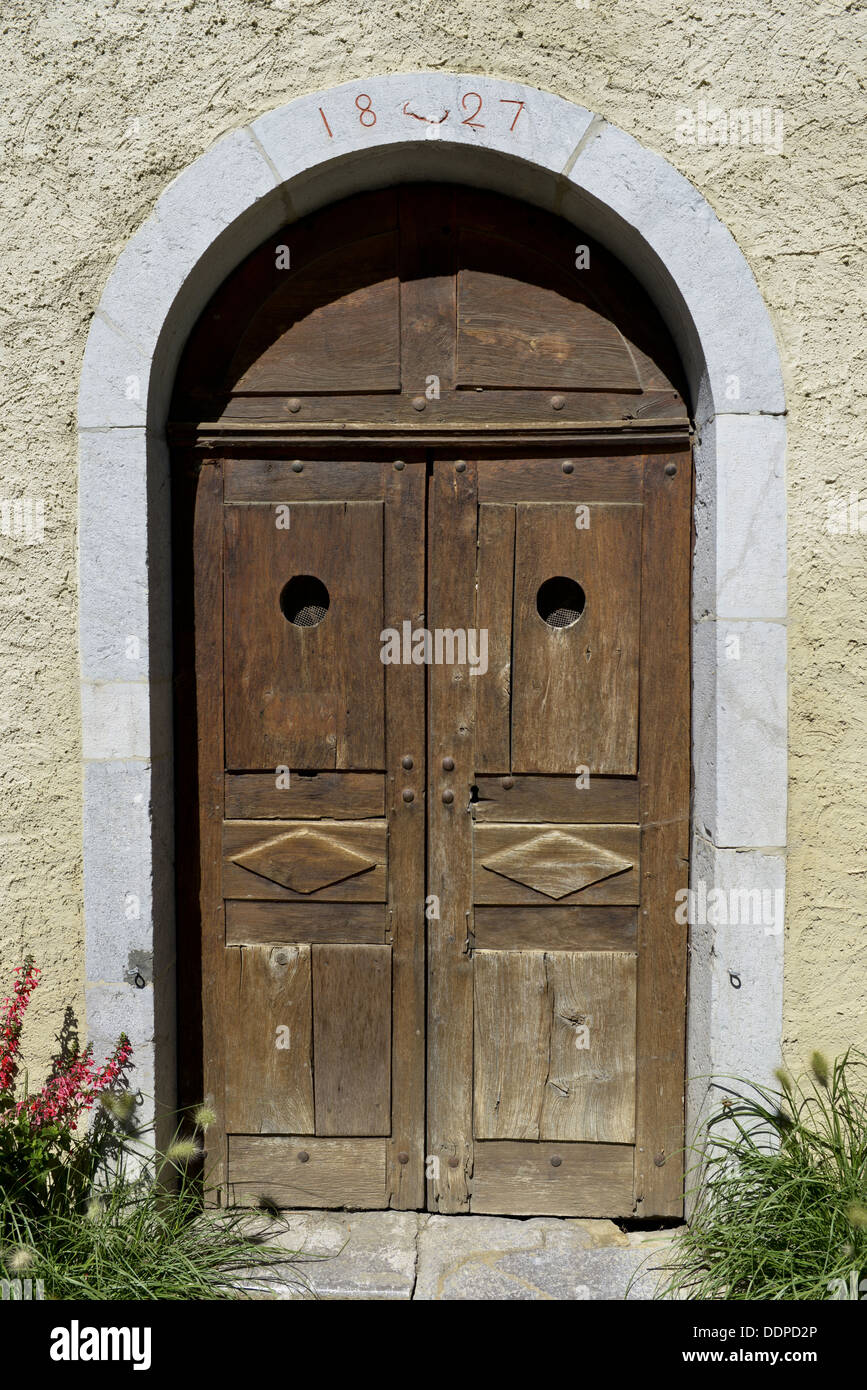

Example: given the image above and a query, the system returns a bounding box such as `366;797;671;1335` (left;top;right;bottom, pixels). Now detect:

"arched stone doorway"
170;183;691;1216
77;74;786;1220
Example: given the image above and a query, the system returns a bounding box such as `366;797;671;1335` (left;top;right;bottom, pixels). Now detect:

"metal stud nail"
501;776;514;790
455;460;467;472
550;1155;562;1167
287;398;301;413
412;396;426;411
397;1151;409;1165
654;1151;667;1167
562;460;574;474
442;790;454;804
550;395;566;411
665;463;677;476
401;755;414;770
291;460;303;473
442;756;455;771
297;1150;310;1163
394;459;405;470
402;789;415;803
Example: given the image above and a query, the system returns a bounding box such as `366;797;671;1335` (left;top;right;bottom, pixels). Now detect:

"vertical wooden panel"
225;945;314;1134
475;504;515;774
511;503;641;774
312;945;392;1136
634;449;691;1216
473;949;636;1143
223;501;384;770
194;462;227;1195
427;457;477;1211
473;951;548;1139
384;457;427;1207
540;951;636;1143
398;184;456;399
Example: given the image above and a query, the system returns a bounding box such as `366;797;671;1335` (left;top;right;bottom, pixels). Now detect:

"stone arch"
77;73;786;1152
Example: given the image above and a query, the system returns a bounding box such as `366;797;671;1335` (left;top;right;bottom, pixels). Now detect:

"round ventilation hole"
280;575;330;627
536;576;586;628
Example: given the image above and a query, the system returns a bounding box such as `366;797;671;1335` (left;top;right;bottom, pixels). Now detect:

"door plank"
475;504;515;773
473;905;637;951
193;463;228;1194
225;901;386;945
225;772;385;820
478;455;642;504
312;945;392;1136
634;449;691;1217
473;951;549;1140
539;950;636;1143
511;502;641;774
384;458;427;1207
474;775;638;823
223;501;385;770
470;1140;633;1216
473;950;636;1143
224;458;387;503
426;457;477;1211
229;1136;387;1209
224;945;314;1134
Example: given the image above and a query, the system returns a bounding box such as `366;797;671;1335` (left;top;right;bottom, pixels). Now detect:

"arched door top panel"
170;185;689;431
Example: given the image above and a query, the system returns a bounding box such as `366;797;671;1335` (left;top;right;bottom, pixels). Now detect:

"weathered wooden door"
426;448;690;1217
173;184;691;1218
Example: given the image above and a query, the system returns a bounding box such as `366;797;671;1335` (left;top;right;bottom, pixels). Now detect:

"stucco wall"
1;0;863;1084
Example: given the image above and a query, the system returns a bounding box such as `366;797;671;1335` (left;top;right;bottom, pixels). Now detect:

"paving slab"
238;1210;675;1300
414;1216;670;1301
251;1210;421;1300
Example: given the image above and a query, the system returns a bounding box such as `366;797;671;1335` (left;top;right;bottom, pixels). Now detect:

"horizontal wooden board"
225;901;387;945
224;458;387;503
223;819;387;902
474;823;639;905
225;772;385;820
473;906;637;950
470;1141;634;1216
477;455;642;504
227;1136;387;1209
474;776;639;823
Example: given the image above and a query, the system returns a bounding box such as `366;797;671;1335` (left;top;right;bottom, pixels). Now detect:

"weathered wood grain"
225;901;386;945
312;945;392;1136
225;772;385;820
426;457;477;1212
472;905;637;951
473;775;639;823
470;1140;633;1216
474;823;639;905
511;502;642;774
475;504;515;774
633;449;691;1218
223;500;384;770
224;945;314;1135
384;457;426;1208
228;1136;387;1209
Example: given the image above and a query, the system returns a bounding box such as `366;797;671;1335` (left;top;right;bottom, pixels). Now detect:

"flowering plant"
0;957;134;1223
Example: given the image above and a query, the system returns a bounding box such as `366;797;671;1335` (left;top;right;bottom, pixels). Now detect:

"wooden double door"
190;441;690;1218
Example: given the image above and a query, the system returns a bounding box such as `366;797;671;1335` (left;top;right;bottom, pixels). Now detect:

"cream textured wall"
1;0;863;1083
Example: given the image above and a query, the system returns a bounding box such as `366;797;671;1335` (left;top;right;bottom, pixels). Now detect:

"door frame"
76;75;787;1186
